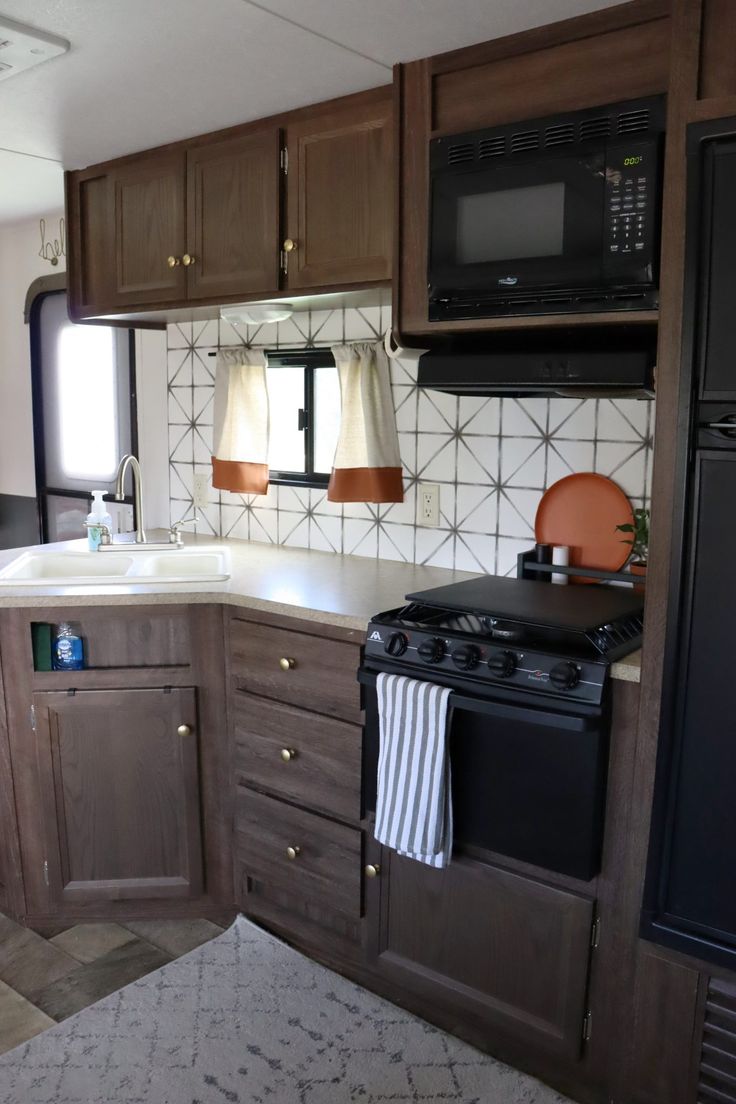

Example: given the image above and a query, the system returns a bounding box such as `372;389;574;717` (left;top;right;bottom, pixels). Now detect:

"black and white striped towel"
374;672;453;869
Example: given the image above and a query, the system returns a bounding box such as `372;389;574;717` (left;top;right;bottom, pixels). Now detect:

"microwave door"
429;152;606;296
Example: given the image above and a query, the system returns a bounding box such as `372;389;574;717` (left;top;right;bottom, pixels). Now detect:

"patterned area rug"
0;915;572;1103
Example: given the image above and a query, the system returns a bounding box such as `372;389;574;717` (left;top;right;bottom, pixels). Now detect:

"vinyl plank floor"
121;918;224;958
30;938;171;1022
0;979;55;1056
50;923;137;965
0;914;78;1000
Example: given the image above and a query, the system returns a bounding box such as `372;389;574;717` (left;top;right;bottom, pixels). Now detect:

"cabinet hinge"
42;860;49;887
30;704;36;732
590;914;601;949
582;1010;593;1044
280;147;288;174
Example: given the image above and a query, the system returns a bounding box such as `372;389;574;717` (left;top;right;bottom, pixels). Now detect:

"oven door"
428;149;606;299
360;668;609;881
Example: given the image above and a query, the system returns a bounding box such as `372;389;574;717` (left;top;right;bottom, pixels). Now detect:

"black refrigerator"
642;116;736;969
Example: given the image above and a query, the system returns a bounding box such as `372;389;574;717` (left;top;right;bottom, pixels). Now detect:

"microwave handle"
358;668;599;733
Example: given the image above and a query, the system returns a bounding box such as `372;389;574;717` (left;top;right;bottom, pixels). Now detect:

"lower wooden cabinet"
365;848;596;1062
33;687;204;910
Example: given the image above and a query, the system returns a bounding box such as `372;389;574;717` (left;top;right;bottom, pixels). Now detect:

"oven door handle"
358;669;600;733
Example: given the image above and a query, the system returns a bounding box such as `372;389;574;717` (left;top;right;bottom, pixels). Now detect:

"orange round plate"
535;473;634;582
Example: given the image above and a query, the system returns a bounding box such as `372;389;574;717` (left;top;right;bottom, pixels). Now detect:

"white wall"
0;211;66;498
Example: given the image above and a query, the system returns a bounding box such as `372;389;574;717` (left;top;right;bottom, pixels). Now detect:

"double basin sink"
0;547;231;586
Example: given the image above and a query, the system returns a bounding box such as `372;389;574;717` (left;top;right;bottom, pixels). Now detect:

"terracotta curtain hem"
328;466;403;503
212;457;269;495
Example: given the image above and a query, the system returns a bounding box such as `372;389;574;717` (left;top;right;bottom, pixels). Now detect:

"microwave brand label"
498;276;519;286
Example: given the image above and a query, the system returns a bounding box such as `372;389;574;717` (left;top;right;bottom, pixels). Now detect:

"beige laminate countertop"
0;535;641;683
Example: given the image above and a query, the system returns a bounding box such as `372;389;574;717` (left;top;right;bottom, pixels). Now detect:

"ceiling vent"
0;16;69;82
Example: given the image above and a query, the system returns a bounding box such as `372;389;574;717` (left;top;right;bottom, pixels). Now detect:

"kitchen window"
266;349;340;487
30;289;136;542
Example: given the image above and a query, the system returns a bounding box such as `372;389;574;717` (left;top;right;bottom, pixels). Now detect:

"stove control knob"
451;644;479;671
549;661;580;691
385;632;409;658
418;637;445;664
488;650;517;678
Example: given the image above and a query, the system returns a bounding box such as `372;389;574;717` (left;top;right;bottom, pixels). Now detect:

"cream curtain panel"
211;348;270;495
328;341;403;503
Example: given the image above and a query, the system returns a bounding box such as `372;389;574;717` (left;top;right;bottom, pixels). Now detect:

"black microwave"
428;96;666;321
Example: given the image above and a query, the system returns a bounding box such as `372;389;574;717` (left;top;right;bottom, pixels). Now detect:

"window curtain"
211;348;270;495
328;340;403;503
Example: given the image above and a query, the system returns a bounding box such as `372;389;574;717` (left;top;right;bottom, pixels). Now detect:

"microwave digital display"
457;182;565;265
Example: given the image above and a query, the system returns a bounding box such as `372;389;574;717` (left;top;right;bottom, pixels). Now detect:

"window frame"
29;288;138;543
265;347;337;489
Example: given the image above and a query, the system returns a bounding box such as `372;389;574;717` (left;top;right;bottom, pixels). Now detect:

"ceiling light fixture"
0;15;69;82
220;303;294;326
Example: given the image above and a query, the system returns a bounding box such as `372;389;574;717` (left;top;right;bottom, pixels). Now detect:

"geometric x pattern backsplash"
168;306;654;577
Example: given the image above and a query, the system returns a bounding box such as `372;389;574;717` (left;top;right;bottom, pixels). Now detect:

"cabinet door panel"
285;95;392;289
370;851;594;1059
701;140;736;399
186;130;281;300
112;153;186;305
34;688;202;908
65;168;114;317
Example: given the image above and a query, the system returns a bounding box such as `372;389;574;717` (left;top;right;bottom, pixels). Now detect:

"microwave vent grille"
479;136;506;158
510;129;540;152
447;142;475;165
617;107;650;133
544;123;575;147
580;116;612;140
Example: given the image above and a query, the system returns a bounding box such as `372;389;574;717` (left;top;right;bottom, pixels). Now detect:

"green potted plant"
616;508;650;590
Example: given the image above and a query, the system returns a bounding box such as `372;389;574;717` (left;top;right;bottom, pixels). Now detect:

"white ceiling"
0;0;621;225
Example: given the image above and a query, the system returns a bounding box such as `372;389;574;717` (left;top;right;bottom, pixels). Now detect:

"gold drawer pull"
286;845;301;860
280;748;297;762
167;255;181;268
364;864;381;879
279;657;296;671
177;724;192;737
182;253;196;266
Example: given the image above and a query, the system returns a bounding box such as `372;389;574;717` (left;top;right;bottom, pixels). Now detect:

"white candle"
551;545;570;585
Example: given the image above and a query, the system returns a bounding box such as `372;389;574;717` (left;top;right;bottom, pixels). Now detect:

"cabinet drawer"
235;788;362;917
232;693;362;822
229;618;361;722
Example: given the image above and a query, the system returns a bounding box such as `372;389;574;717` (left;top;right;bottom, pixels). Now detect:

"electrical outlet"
192;472;210;510
418;483;440;527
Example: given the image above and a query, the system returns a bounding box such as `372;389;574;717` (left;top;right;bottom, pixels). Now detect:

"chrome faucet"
114;454;146;543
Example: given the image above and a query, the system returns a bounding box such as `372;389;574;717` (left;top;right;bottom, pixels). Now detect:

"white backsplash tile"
166;307;654;574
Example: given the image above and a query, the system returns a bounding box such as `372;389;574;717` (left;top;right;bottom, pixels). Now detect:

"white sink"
0;547;230;586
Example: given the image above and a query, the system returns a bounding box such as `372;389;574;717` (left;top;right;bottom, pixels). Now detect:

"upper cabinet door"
186;129;282;301
284;93;393;290
111;152;187;307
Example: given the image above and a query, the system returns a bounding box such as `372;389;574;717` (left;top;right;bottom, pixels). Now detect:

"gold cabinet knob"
283;238;298;253
364;864;381;879
177;724;192;737
167;255;181;268
279;657;296;671
280;748;297;762
286;845;301;860
182;253;196;266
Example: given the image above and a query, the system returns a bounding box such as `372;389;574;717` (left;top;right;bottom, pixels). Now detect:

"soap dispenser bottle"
52;623;85;671
86;490;113;550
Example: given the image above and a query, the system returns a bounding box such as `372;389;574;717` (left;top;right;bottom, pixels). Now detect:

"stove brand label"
527;669;549;682
368;631;383;642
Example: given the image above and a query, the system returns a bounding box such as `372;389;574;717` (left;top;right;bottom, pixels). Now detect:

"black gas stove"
364;575;643;708
361;575;644;879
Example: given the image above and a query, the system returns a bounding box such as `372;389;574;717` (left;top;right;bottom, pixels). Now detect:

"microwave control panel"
603;141;660;271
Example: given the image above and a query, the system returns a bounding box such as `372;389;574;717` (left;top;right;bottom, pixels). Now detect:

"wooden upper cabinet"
186;129;281;301
284;92;392;289
33;687;203;911
111;151;187;306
